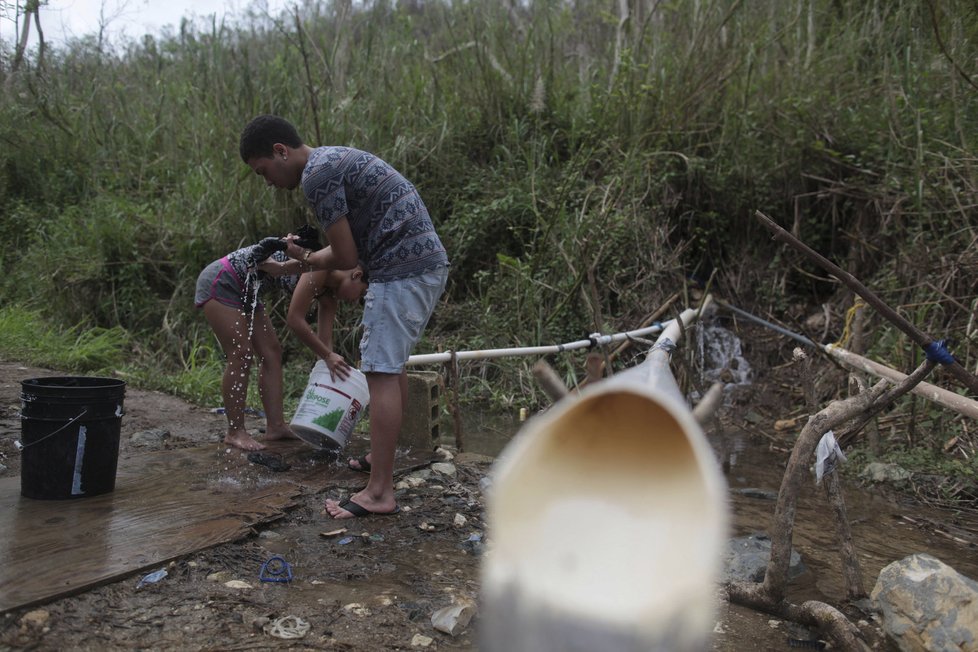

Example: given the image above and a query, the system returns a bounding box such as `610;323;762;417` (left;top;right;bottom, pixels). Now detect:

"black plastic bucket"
20;376;126;500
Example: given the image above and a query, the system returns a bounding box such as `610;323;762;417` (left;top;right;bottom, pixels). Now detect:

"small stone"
130;428;170;447
411;633;434;647
434;447;455;461
224;580;253;589
453;513;467;528
343;603;371;617
259;530;284;540
431;462;456;476
431;599;476;636
19;609;49;629
207;571;234;583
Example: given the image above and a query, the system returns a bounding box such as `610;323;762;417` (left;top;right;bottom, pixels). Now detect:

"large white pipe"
406;323;666;366
480;299;728;651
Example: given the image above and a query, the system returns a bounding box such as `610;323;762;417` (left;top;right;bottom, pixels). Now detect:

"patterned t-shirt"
301;146;449;281
226;246;299;296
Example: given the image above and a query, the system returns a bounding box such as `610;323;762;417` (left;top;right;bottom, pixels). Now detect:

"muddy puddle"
719;428;978;603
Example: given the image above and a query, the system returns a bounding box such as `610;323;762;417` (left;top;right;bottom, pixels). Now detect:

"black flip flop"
348;455;371;473
337;497;400;517
247;451;291;472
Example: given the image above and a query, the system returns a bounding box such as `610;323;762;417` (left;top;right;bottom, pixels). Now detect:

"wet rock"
206;571;234;583
130;428;170;447
872;553;978;652
259;530;284;540
343;603;371;617
431;462;457;476
724;534;806;583
732;488;778;501
224;580;253;589
860;462;912;484
431;599;477;635
435;446;455;461
19;609;50;631
411;633;434;647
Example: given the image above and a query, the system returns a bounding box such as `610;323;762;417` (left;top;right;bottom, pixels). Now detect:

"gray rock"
130;428;170;447
724;533;806;583
872;553;978;652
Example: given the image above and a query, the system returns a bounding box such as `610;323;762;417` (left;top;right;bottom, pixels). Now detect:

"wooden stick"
532;359;569;403
755;210;978;397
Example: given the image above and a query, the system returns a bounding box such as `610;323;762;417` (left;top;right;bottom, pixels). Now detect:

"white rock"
411;633;434;647
224;580;253;589
343;603;371;617
431;600;476;636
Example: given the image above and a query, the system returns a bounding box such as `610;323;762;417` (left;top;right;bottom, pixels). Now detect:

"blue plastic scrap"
338;536;355;545
259;556;293;583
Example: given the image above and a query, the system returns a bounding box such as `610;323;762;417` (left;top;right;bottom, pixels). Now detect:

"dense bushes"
0;0;975;413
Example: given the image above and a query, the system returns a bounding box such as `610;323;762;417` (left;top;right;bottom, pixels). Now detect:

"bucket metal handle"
15;408;88;450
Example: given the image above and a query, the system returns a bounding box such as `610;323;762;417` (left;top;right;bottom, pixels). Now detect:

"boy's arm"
285;217;359;270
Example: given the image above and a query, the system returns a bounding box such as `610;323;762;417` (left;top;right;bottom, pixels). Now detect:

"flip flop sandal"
247;451;291;472
336;497;401;517
347;455;371;473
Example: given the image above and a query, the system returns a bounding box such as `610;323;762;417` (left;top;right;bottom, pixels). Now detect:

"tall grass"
0;0;976;412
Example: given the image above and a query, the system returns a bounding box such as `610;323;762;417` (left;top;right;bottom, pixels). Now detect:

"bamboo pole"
481;298;726;651
823;345;978;420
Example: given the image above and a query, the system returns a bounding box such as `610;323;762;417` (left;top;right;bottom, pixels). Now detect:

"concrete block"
402;371;443;451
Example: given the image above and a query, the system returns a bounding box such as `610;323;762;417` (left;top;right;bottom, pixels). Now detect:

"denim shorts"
360;266;449;374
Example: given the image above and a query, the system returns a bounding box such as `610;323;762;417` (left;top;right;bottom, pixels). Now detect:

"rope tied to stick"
832;299;866;349
924;339;955;365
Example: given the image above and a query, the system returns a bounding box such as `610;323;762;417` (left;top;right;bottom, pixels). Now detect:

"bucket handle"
15;408;88;451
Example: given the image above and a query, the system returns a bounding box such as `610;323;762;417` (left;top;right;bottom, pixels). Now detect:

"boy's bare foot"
263;425;299;441
225;431;266;451
325;491;398;519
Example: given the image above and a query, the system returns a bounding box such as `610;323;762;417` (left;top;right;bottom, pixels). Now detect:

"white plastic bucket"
290;360;370;450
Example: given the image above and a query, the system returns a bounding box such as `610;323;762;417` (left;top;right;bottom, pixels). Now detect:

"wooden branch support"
531;359;569;403
755;210;978;396
726;357;937;649
823;470;866;601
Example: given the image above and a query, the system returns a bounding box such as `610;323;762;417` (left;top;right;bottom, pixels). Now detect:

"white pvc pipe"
406;322;666;366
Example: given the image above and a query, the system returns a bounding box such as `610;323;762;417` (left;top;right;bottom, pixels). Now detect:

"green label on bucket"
313;408;344;431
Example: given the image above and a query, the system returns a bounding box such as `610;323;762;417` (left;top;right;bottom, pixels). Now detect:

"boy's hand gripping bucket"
19;376;126;500
290;360;369;450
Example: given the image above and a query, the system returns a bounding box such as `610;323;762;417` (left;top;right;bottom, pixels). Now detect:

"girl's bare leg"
203;300;265;451
251;310;297;440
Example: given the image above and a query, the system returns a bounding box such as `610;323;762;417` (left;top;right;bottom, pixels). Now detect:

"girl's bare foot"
225;431;266;451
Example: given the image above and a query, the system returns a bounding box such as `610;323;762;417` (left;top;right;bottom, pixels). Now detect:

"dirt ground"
0;326;955;652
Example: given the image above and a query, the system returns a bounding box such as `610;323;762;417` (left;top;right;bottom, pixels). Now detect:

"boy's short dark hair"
239;115;303;161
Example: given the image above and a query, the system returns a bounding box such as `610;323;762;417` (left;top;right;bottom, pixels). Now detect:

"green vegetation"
1;1;977;485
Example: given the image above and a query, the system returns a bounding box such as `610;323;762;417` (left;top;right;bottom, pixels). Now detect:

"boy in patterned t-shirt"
240;115;449;519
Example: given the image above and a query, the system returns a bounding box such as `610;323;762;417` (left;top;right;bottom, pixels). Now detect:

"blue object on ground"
259;556;293;583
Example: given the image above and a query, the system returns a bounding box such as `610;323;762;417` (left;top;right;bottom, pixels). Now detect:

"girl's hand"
325;352;351;382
